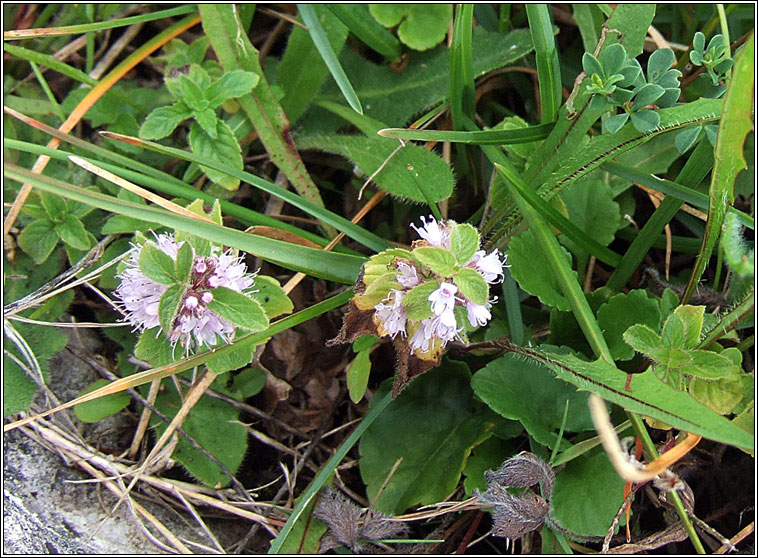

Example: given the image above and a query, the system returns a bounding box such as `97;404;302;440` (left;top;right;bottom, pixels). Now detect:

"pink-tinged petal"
410;215;451;248
428;282;458;316
395;262;420;288
466;301;491;327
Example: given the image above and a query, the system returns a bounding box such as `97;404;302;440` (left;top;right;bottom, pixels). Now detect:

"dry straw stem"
589;394;702;483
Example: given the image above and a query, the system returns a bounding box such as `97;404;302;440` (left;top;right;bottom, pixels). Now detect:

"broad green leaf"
139;102;192;140
176;74;207;111
207;286;268;331
295;135;454;203
74;379;131;423
188;120;242;191
661;312;686;349
472;353;595;450
597;290;661;361
630;109;660;133
603;4;656;59
674;305;705;349
508;227;574;312
205;338;257;374
158;284;184;335
17;220;58;264
174;242;194;283
359;360;490;514
455;268;489;306
229;367;267;399
633;83;665;108
605;112;629;134
401;280;438;321
55;214;91;250
687;350;741;380
689;377;744;415
206;70;260;108
551;450;626;537
368;4;452;51
311;26;534;127
135;327;175;367
413;246;455;276
151;380;247;487
357;271;401;310
347;349;372;403
450;223;479;264
249;276;293;320
193;107;218;139
39;191;67;222
139;242;176;285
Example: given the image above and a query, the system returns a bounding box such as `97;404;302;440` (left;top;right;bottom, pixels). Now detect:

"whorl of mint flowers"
115;233;255;352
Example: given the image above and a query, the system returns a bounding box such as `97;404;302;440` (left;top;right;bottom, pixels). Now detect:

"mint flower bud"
115;233;256;353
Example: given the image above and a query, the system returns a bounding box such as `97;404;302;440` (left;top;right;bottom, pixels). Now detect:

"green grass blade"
492;158;612;361
602;161;754;230
377;122;555;144
449;4;476;129
683;34;754;303
526;4;562;123
3;137;347;251
298;4;363;115
268;390;394;553
4;163;366;283
101;132;391;254
4;43;98;86
3;5;197;38
606;139;715;291
325;4;402;60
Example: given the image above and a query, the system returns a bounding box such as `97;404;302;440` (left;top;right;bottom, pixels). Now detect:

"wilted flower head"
115;232;256;353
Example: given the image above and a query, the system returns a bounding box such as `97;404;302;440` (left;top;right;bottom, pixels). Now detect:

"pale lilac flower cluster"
374;216;508;354
115;233;255;352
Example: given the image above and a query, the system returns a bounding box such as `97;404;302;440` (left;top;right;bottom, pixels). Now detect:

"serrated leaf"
17;220;58;264
295;135;453;203
508;228;574;312
356;271;401;310
207;286;268;331
139;242;177;285
193;107;218;139
472;353;595;450
55;214;90;250
177;74;208;111
248;275;293;320
175;242;194;283
74;379;131;423
347;349;372;403
413;246;456;276
661;312;686;349
623;323;662;356
673;305;705;349
158;284;184;335
687;350;740;380
597;290;661;361
401;280;439;321
205;338;256;374
188;120;242;190
359;360;489;514
206;70;260;108
455;267;489;305
139;102;192;140
450;223;480;264
39;191;67;222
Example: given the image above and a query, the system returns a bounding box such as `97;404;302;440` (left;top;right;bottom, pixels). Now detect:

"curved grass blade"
526;4;561;123
377;122;555;144
325;4;402;60
3;290;354;434
298;4;362;114
4;163;366;283
683;34;754;303
3;5;197;39
100;132;391;254
606;139;715;291
450;4;475;128
3;43;97;86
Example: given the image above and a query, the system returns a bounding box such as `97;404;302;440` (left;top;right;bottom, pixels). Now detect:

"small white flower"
468;249;508;284
410;215;450;248
395;261;420;288
115;233;256;353
428;282;458;316
409;315;460;352
374;289;408;338
466;300;492;327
